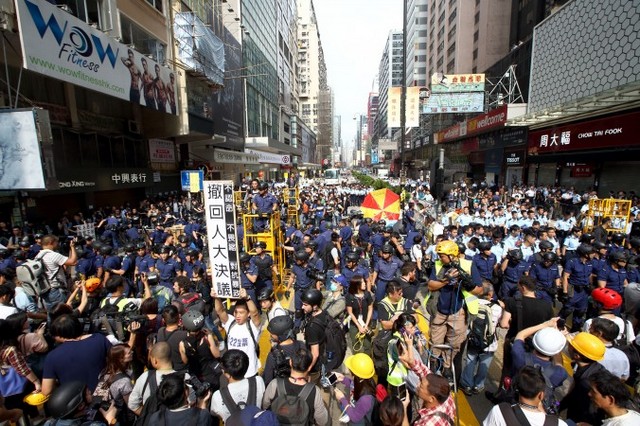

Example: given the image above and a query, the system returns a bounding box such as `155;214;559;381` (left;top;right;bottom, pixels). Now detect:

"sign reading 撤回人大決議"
15;0;178;114
203;181;241;299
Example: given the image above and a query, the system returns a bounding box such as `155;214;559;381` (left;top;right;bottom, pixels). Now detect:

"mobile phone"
327;372;338;386
557;318;566;330
397;383;407;400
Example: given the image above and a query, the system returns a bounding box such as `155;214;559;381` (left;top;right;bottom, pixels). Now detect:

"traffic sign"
181;170;204;192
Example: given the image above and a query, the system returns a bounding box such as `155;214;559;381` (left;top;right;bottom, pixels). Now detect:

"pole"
400;0;407;183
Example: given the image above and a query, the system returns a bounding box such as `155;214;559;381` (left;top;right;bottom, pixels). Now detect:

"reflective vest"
426;258;479;315
386;331;409;387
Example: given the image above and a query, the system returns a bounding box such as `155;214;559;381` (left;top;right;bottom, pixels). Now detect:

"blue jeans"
460;350;494;389
42;288;67;313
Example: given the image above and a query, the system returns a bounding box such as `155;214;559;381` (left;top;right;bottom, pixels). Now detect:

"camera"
186;376;211;398
146;272;159;286
306;267;326;282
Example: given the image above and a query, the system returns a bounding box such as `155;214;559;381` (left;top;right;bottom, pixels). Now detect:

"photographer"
149;372;213;425
427;240;482;380
38;235;78;311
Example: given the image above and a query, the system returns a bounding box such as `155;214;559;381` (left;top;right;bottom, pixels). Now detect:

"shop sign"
244;149;290;165
203;180;241;298
212;148;259;165
571;164;594;177
467;105;508;134
16;0;177;114
56;168;153;191
528;111;640;154
484;148;503;173
500;127;527;147
149;139;175;164
504;150;525;166
478;133;498;150
78;110;125;134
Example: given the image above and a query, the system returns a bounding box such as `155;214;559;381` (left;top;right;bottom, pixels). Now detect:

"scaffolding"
283;186;300;226
582;198;631;234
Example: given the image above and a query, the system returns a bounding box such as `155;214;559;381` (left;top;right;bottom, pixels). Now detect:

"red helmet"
591;287;622;310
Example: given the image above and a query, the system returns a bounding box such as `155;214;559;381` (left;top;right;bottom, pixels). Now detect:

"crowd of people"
1;177;640;426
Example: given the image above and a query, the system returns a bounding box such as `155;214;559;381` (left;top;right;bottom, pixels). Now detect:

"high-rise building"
374;31;403;146
276;0;298;148
425;0;511;76
406;0;428;87
297;0;331;163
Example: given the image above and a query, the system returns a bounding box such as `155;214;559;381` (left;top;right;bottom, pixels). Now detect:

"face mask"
329;282;339;292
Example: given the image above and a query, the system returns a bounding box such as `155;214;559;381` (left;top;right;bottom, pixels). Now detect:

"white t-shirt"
0;304;18;320
602;409;640;425
127;369;191;412
210;376;265;421
267;301;288;322
223;316;261;377
38;249;68;285
483;404;569;426
583;315;635;344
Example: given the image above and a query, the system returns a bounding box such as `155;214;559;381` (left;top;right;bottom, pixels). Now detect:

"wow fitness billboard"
16;0;177;114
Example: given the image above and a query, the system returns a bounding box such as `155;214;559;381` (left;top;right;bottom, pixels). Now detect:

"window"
448;25;456;39
473;48;478;59
474;31;479;42
57;0;112;30
474;12;480;24
449;9;457;24
145;0;163;13
447;59;455;73
120;14;166;63
447;42;456;56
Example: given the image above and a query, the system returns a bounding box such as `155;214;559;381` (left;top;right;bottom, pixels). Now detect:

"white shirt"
483;404;569;426
38;248;68;285
223;316;262;377
601;409;640;425
267;301;288;322
583;315;635;344
210;376;266;421
0;304;18;320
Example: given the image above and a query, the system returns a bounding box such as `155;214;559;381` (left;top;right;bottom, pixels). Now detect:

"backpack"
498;402;559;426
522;353;561;415
221;377;261;425
467;302;496;351
179;292;206;313
151;286;171;312
270;378;314;426
372;299;405;376
272;341;305;379
613;320;640;384
134;372;162;426
17;252;56;297
308;313;346;371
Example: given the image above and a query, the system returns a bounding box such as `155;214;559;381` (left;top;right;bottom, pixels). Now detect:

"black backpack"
134;372;162;426
179;292;206;313
272;341;305;379
467;302;496;351
270;378;314;426
308;313;346;371
220;376;259;423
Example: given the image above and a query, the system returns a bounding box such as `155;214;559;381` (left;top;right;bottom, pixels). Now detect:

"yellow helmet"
344;353;375;379
568;332;605;361
85;277;102;293
436;240;459;257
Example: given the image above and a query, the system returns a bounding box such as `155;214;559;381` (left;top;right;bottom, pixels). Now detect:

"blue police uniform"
93;254;105;275
404;209;416;232
0;257;17;271
251;254;275;293
241;263;259;306
125;227;141;242
27;244;42;260
373;256;404;302
404;231;422;251
176;247;189;264
358;223;372;243
591;257;607;277
627;266;640;284
341;264;370;284
308;254;324;272
471;253;496;285
291;263;315;325
563;236;580;264
150;230;168;246
120;254;135;296
103;255;122;274
598;264;627;296
560;257;594;330
76;256;96;278
155;258;181;289
182;260;203;280
500;261;529;300
370;233;385;265
529;262;560;303
253;193;278;231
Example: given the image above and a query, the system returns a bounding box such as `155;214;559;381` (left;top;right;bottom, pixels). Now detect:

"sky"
313;0;402;154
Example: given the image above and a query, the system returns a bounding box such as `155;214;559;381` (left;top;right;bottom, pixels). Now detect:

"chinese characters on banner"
74;222;96;240
204;180;241;298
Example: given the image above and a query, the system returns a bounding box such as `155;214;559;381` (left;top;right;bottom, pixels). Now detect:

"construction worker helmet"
344;353;375;379
532;328;566;356
436;240;459;257
568;332;606;361
84;277;101;293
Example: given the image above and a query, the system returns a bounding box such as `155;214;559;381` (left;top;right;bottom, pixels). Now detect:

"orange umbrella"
360;189;401;221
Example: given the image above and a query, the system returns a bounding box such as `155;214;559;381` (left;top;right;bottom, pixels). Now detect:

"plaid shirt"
409;358;457;426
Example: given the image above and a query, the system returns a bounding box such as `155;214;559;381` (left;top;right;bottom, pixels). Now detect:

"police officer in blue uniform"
175;235;191;263
608;233;627;256
181;249;203;279
287;250;323;327
240;252;259;306
134;242;154;295
591;241;608;276
304;240;324;272
471;241;497;286
101;244;122;288
369;224;385;267
251;241;277;294
75;246;96;279
27;234;43;260
562;226;582;265
370;243;404;302
499;249;530;299
252;182;278;232
150;225;168;247
339;218;353;260
119;243;136;296
358;218;373;246
529;252;561;303
597;251;628;299
341;251;370;284
560;244;595;331
0;249;17;271
153;246;181;289
125;220;141;242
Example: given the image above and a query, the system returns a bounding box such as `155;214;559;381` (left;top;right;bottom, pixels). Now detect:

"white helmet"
533;327;566;356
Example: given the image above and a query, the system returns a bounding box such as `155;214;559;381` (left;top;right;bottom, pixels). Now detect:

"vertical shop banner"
16;0;178;114
204;181;241;298
387;87;401;128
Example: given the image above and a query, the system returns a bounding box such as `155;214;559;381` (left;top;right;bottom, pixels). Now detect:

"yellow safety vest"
426;258;479;315
386;331;409;387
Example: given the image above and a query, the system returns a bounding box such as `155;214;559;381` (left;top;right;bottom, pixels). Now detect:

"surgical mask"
329;282;339;292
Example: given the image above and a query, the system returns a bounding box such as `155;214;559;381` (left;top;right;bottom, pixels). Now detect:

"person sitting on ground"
148;372;213;426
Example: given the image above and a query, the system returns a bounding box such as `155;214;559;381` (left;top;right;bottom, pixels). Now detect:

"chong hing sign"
16;0;178;114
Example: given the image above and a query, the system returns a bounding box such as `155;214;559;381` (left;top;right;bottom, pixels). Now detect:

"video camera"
446;262;476;292
306;267;326;282
186;376;211;398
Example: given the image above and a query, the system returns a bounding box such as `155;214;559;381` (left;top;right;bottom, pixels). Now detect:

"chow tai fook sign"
16;0;178;114
528;111;640;154
203;181;241;298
